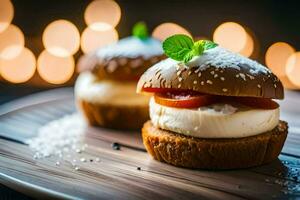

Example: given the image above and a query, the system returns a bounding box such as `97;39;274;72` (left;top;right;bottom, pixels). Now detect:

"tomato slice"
154;92;217;108
234;97;279;110
146;86;279;110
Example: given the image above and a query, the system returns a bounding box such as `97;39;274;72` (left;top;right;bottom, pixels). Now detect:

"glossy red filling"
143;87;279;109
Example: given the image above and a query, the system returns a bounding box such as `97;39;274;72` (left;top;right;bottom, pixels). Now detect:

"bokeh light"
265;42;295;77
0;0;14;33
0;24;25;60
84;0;121;31
37;50;75;84
239;32;254;57
286;52;300;87
0;48;36;83
81;26;118;54
152;23;191;41
279;75;298;90
42;20;80;57
213;22;248;53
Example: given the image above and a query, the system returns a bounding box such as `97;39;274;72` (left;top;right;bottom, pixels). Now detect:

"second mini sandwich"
75;23;164;130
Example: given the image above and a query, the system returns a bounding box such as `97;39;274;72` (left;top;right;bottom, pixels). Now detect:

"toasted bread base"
142;121;288;169
78;99;149;130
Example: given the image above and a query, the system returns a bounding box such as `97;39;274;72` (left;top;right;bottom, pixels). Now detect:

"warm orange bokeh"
239;32;254;57
152;23;192;41
37;50;75;84
213;22;248;53
81;26;118;54
84;0;121;31
286;52;300;87
0;48;36;83
265;42;295;77
0;0;14;33
43;20;80;57
0;24;24;60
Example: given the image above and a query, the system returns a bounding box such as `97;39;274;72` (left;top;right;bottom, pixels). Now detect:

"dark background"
13;0;300;53
1;0;300;104
1;1;300;197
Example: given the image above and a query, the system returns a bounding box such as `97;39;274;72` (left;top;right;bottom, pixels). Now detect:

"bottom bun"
142;121;288;169
78;99;149;130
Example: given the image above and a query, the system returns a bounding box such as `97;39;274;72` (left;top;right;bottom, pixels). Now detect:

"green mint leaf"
183;51;195;63
199;40;218;50
192;41;204;56
162;34;194;62
132;22;148;40
162;34;218;63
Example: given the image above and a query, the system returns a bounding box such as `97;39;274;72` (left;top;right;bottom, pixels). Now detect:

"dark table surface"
1;83;300;200
0;83;47;200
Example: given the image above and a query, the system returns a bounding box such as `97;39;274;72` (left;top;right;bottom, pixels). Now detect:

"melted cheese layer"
149;97;279;138
75;72;150;106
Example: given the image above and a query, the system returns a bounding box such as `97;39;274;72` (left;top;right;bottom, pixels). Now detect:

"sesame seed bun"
78;37;165;81
142;120;288;169
137;47;284;99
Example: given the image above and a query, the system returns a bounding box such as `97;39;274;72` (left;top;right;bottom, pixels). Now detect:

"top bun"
137;46;284;99
78;37;164;81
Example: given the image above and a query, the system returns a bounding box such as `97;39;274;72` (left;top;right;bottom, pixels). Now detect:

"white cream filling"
149;97;279;138
75;72;150;106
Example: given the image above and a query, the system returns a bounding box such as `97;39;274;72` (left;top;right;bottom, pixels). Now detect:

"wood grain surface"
0;88;299;200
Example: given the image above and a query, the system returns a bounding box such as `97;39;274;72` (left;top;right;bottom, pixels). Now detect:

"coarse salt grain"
27;114;86;159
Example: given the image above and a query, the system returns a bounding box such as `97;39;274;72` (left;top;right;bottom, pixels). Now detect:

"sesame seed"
239;73;246;81
222;88;228;92
236;74;239;78
137;167;141;170
80;158;87;162
118;58;128;65
177;71;181;76
193;80;197;84
178;84;182;88
188;71;192;75
201;81;204;85
274;84;277;88
198;72;202;77
194;126;199;131
107;60;118;73
207;80;213;84
214;74;218;78
257;84;261;88
130;59;143;68
95;157;100;162
210;71;215;75
220;77;225;81
247;74;255;80
178;77;183;82
195;68;201;73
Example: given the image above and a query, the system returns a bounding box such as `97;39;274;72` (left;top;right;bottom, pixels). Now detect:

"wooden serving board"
0;88;299;200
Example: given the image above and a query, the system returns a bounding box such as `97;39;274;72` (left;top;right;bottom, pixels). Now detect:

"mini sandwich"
75;22;164;130
137;34;288;169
